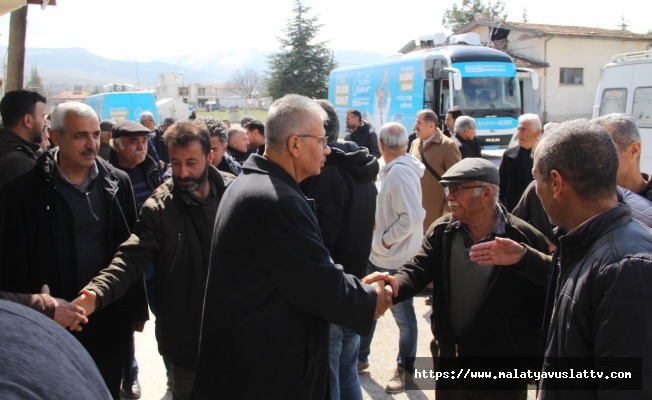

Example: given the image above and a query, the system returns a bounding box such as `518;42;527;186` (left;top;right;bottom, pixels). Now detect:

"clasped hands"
41;284;88;332
361;272;398;320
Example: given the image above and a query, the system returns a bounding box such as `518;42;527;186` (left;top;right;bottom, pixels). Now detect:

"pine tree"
26;65;43;93
266;0;335;100
442;0;508;33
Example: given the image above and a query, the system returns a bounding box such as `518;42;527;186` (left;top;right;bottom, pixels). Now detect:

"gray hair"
315;99;339;143
378;122;407;149
110;136;127;150
265;94;327;152
591;113;640;151
227;127;245;145
543;122;559;133
140;111;155;123
536;119;618;201
519;113;542;130
50;102;97;135
454;116;476;135
197;116;228;144
471;183;500;207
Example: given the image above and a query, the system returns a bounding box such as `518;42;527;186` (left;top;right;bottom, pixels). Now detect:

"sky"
0;0;649;62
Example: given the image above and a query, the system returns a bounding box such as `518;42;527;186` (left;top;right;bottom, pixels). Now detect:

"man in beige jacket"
409;109;461;231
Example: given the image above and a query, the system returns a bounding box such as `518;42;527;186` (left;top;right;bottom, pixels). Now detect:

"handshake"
361;272;398;319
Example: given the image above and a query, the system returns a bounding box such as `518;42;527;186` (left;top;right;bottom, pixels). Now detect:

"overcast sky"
0;0;649;61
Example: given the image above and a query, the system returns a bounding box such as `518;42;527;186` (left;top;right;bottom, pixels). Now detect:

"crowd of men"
0;89;651;400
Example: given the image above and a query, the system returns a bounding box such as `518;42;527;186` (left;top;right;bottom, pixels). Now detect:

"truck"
592;50;652;173
84;92;159;124
328;33;538;149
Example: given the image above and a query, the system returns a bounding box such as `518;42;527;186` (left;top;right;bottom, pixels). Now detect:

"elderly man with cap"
378;157;549;399
108;120;162;398
109;120;162;210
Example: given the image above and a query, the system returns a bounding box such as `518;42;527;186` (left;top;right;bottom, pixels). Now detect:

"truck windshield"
454;76;521;117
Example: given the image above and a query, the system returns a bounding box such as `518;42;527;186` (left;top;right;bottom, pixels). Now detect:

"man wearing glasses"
193;94;397;399
383;157;549;399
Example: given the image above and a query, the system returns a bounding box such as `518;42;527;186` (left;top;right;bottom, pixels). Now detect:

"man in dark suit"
192;94;395;400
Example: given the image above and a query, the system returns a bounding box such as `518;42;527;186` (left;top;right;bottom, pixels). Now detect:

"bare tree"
227;67;266;99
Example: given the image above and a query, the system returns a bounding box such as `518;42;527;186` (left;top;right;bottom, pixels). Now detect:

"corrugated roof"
460;20;652;41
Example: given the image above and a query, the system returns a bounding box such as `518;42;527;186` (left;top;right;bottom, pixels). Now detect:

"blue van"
84;92;159;124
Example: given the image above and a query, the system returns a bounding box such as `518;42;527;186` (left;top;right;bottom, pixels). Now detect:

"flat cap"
112;120;151;139
440;157;499;185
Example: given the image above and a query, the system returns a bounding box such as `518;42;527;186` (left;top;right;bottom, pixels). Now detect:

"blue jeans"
359;262;417;371
329;323;363;400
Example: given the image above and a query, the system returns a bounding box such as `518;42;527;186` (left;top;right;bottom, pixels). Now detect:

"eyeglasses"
296;135;329;149
443;185;486;196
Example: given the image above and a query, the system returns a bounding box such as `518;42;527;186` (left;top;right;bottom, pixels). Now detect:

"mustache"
448;201;460;207
133;150;147;156
80;148;96;156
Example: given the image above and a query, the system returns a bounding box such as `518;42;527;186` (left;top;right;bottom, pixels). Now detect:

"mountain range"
0;46;391;94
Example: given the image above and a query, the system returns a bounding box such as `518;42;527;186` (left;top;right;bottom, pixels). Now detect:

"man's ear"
22;114;33;129
550;169;563;198
50;130;62;147
629;142;641;160
286;135;300;157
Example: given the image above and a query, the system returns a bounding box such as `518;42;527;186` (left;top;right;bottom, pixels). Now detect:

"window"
178;87;189;96
633;87;652;127
197;88;206;96
560;68;583;85
599;88;627;115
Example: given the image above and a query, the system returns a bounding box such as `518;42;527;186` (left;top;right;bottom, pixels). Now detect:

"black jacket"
152;127;170;165
499;146;534;212
227;146;248;165
454;134;482;159
300;141;379;278
344;122;381;158
393;206;549;360
193;155;376;400
108;150;162;194
0;151;148;359
540;204;652;399
0;128;40;190
87;166;233;370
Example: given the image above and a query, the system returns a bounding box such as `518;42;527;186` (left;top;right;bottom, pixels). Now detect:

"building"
156;72;217;110
456;21;652;122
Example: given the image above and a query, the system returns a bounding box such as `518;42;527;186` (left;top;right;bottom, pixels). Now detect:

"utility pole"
6;6;28;92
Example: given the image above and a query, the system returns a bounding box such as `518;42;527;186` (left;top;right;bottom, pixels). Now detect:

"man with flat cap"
108;120;162;398
376;157;550;399
110;120;162;210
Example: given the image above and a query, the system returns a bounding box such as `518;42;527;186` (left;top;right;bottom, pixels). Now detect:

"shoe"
385;366;413;394
357;361;369;372
120;377;142;399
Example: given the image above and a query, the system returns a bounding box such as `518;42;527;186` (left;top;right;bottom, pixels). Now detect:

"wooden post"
6;5;28;92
